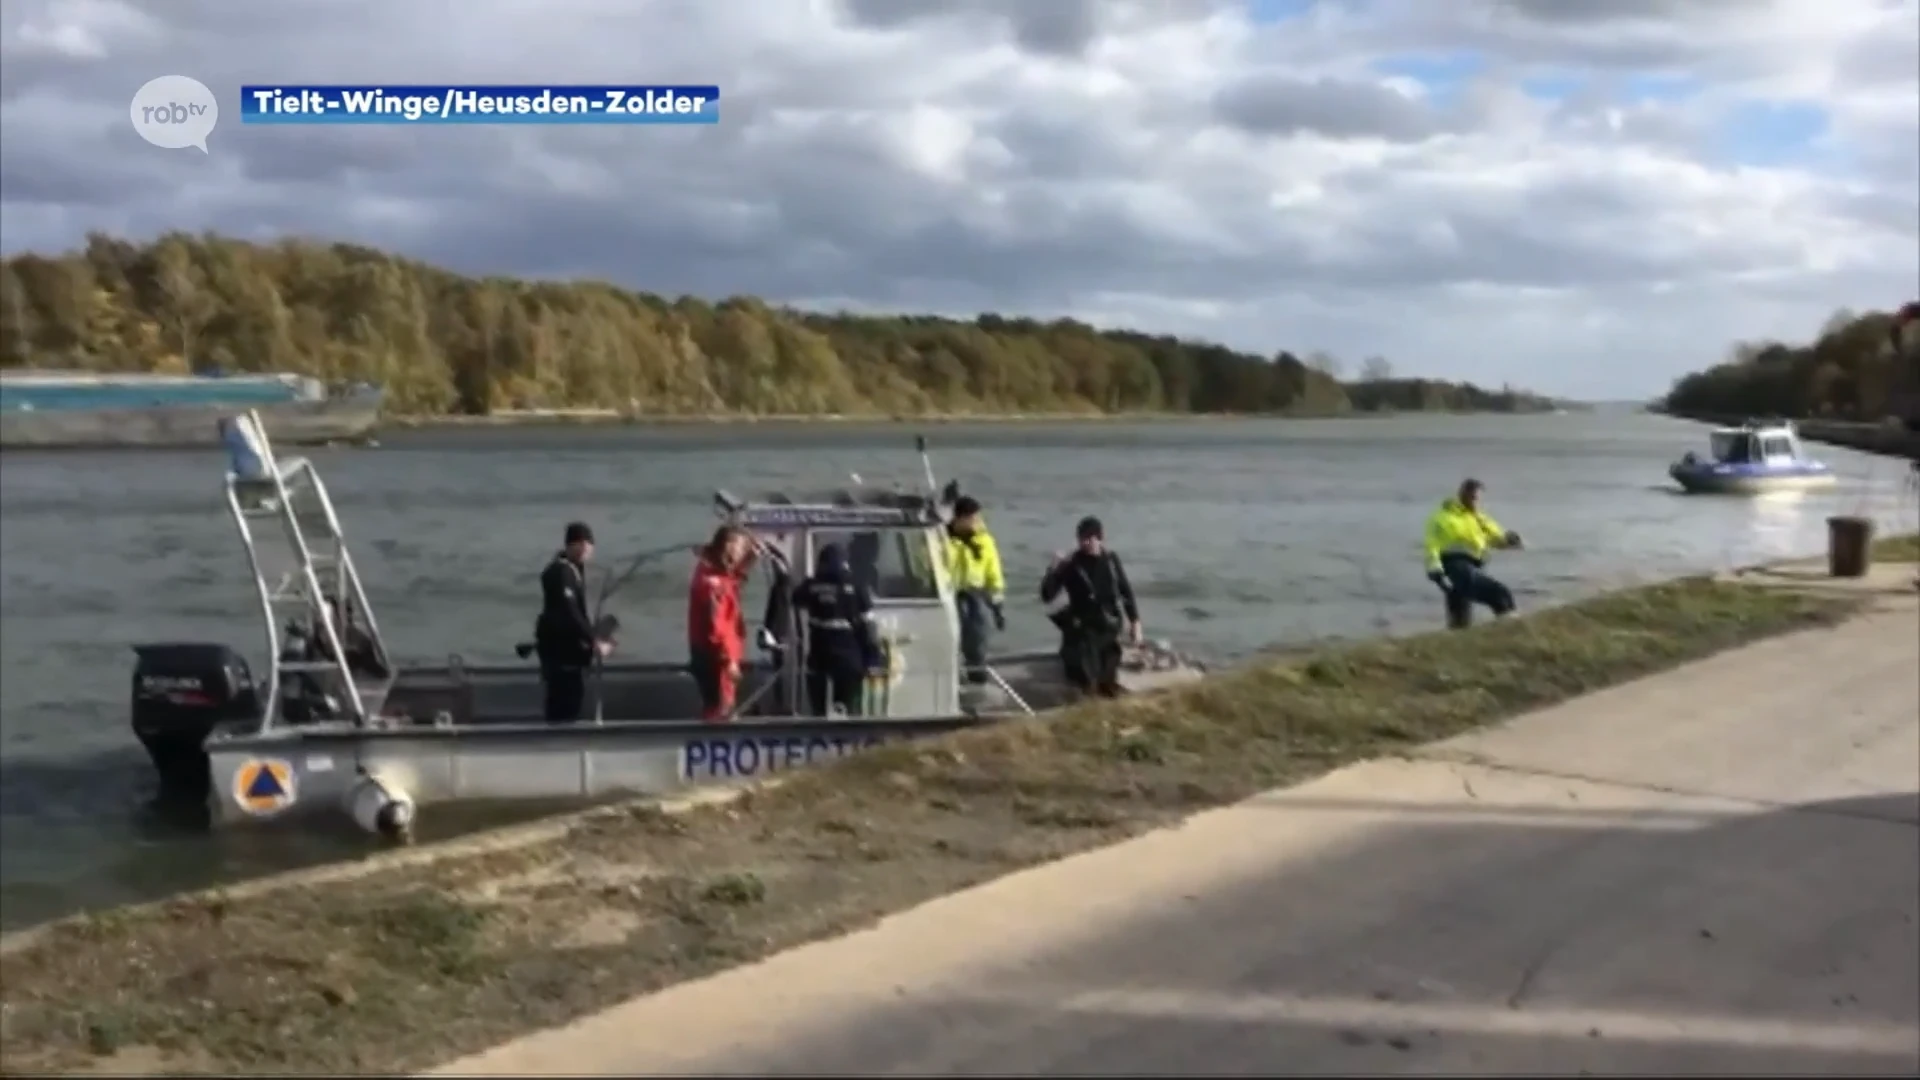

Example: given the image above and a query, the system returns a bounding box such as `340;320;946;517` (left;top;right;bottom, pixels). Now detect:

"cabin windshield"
811;528;940;600
1709;432;1754;463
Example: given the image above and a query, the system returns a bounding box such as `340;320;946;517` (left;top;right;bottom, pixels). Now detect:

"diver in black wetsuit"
1040;516;1142;698
534;522;612;722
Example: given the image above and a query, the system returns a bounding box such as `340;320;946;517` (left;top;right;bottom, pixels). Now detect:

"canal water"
2;412;1913;929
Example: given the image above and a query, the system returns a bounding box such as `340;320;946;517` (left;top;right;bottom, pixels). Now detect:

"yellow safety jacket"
945;525;1005;600
1423;498;1506;574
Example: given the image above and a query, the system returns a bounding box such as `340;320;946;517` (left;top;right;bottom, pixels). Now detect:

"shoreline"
1658;408;1920;462
383;407;1567;430
10;534;1901;957
2;544;1910;1076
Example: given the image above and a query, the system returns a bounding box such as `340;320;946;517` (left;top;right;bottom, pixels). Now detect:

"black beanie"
564;521;595;546
952;495;982;517
1075;515;1103;541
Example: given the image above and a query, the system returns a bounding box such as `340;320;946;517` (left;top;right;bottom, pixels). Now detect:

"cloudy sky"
1;0;1915;399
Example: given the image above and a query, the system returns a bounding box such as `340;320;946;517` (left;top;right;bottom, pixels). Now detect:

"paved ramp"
434;598;1920;1076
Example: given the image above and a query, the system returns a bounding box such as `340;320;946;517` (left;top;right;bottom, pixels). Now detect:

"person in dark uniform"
752;535;799;712
535;522;612;722
793;543;881;717
1040;516;1142;698
756;538;796;655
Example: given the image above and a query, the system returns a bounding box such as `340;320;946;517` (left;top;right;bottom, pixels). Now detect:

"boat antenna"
593;540;698;625
586;538;702;727
916;434;938;497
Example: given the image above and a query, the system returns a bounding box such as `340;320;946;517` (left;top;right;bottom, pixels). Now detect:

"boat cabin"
1704;422;1808;466
709;486;965;720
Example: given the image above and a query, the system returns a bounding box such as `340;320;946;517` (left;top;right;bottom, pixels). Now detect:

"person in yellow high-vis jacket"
945;496;1006;683
1423;478;1524;628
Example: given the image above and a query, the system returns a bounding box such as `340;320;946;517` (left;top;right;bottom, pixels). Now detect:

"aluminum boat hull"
1669;463;1838;495
203;647;1204;828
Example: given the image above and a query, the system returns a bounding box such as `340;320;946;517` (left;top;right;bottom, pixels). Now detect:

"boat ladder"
221;409;393;730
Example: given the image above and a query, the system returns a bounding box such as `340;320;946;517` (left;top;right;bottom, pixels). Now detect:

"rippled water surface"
2;412;1914;929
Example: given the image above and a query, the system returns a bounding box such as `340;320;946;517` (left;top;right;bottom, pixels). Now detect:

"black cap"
1075;515;1103;541
952;495;982;517
564;522;595;546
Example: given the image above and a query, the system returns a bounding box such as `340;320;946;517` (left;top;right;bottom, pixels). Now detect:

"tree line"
1662;305;1920;422
0;232;1560;418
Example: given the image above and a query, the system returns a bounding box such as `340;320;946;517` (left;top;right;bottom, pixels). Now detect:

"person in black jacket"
1040;516;1142;697
793;543;882;717
535;522;612;722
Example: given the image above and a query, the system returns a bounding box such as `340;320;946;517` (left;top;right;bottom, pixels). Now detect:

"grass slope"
1872;531;1919;562
0;578;1857;1076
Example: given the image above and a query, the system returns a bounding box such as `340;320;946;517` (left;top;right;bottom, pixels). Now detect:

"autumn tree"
0;232;1556;418
149;236;218;370
1664;307;1916;422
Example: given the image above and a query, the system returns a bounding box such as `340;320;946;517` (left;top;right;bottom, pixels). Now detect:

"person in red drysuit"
687;524;756;722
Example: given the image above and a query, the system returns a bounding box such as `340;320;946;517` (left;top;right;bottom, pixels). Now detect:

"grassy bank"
1873;531;1920;562
0;579;1856;1076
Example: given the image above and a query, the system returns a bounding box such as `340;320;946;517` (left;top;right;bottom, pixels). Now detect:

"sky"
0;0;1916;400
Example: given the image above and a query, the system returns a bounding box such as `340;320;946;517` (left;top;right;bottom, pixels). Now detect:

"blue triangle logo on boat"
246;766;287;800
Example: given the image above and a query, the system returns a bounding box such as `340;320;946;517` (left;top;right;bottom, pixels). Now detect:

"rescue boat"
1669;420;1837;495
129;413;1207;839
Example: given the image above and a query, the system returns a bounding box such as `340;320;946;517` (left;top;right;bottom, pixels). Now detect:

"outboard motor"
131;644;261;798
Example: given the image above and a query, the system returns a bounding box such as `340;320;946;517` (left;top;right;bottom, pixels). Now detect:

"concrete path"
433;589;1920;1077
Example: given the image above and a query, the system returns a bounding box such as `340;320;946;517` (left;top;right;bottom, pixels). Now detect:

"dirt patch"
0;578;1855;1077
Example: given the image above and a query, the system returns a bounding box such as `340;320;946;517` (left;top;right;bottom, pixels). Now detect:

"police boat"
1669;420;1837;495
129;412;1207;840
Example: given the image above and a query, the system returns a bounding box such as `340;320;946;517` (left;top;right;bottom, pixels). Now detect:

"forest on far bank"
1662;305;1920;422
0;231;1562;418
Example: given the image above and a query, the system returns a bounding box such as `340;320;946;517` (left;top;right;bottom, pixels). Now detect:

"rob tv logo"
130;75;220;152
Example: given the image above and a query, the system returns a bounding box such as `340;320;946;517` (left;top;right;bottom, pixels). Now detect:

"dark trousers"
1061;627;1123;697
688;647;736;720
541;663;586;723
1438;553;1516;629
956;589;994;684
807;661;866;717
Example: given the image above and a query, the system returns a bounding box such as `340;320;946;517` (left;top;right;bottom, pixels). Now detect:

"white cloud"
0;0;1914;400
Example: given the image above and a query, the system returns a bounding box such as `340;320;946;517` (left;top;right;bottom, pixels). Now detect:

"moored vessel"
0;370;382;449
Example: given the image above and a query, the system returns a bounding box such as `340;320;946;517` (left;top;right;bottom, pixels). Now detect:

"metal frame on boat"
1669;419;1837;494
128;411;1205;839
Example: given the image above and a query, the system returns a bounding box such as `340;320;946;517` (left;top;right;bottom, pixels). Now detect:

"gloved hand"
990;601;1007;631
1427;570;1450;593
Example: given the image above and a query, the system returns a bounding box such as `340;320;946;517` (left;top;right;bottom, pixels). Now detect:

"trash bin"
1827;515;1875;579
